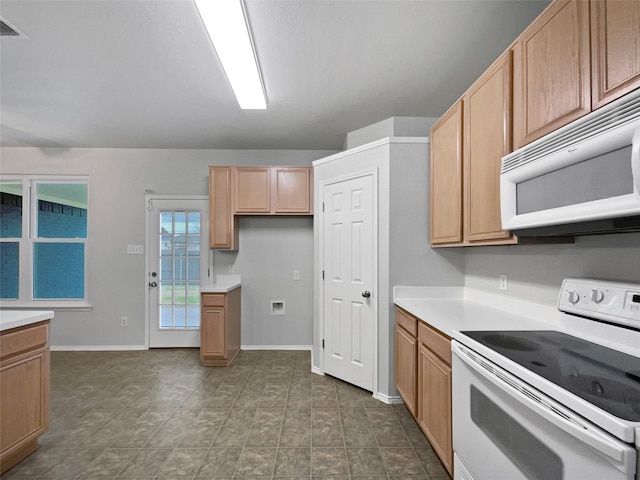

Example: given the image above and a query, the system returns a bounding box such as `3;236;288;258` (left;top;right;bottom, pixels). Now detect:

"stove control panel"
558;278;640;329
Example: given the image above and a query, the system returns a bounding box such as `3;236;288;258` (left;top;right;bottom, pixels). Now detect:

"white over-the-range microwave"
500;88;640;237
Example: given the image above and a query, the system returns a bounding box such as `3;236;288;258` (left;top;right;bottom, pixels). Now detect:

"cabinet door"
234;167;271;213
464;51;515;244
395;323;417;417
418;343;453;476
273;167;311;214
0;348;49;455
591;0;640;109
430;101;463;245
200;307;226;359
513;0;591;148
209;167;237;249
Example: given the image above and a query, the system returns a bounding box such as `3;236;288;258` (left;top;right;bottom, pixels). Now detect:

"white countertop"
394;285;640;361
0;310;54;332
393;286;560;342
200;274;241;293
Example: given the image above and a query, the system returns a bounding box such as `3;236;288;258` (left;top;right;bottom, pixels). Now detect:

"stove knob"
567;291;580;304
591;289;604;303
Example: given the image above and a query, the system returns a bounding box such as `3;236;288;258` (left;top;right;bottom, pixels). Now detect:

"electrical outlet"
293;270;300;281
121;316;128;327
499;274;508;291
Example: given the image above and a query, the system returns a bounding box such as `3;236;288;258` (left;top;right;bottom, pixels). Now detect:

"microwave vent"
502;89;640;174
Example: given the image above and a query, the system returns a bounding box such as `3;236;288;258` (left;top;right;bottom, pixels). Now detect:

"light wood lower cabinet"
394;307;453;477
395;309;418;417
0;320;50;474
200;288;241;366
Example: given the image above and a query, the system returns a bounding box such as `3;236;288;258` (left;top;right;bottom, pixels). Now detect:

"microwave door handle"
453;343;635;474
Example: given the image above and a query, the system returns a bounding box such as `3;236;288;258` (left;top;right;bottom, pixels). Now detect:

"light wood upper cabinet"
464;51;516;244
209;167;238;250
513;0;591;148
430;101;463;245
234;167;312;215
234;167;272;213
591;0;640;109
273;167;312;214
209;166;312;249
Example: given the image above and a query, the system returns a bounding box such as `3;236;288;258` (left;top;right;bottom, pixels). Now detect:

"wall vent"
0;17;26;38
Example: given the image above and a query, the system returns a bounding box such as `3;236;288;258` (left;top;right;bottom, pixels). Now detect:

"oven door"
452;341;636;480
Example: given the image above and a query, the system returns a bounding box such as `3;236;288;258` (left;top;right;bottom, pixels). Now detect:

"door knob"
149;282;158;287
362;291;371;298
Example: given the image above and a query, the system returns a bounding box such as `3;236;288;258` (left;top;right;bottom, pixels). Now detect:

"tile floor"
3;349;450;479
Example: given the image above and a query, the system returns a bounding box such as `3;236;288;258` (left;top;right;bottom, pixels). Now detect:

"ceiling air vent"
0;17;25;37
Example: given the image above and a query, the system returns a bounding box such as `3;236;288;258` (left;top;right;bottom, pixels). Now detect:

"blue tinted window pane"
187;258;199;281
36;183;87;239
0;242;19;299
174;212;186;233
187;212;200;233
160;306;172;328
174;234;186;256
160;282;172;304
187;235;200;256
187;306;200;328
160;212;173;234
33;242;84;299
161;234;172;256
160;258;172;281
174;258;187;281
174;307;186;328
0;184;23;238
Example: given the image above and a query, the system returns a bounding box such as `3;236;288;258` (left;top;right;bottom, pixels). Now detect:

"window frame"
0;175;91;309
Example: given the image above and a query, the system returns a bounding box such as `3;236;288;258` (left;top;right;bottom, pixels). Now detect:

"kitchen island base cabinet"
200;288;241;367
0;320;50;474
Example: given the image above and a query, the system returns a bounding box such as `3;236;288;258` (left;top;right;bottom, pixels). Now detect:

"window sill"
0;301;93;312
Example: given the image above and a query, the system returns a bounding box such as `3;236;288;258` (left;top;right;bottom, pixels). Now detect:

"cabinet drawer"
201;294;226;307
0;323;49;361
395;308;418;337
418;322;451;365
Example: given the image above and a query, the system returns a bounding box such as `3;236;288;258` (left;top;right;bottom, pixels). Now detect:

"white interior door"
147;197;209;348
322;173;375;391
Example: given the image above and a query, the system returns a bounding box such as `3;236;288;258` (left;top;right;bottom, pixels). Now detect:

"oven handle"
452;342;636;474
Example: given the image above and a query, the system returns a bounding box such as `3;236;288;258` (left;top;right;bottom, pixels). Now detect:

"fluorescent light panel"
195;0;267;109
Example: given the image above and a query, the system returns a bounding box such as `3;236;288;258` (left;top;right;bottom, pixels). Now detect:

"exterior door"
322;173;374;391
147;197;208;348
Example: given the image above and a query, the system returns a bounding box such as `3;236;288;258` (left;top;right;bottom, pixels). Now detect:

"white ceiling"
0;0;549;151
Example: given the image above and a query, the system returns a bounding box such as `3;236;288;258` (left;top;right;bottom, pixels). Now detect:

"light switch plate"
127;244;144;255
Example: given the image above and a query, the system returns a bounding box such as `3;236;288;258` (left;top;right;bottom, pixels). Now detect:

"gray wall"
0;147;335;348
464;233;640;305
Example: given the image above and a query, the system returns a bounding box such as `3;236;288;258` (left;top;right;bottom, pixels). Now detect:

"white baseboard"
311;366;323;375
240;344;312;351
374;392;403;405
50;345;147;351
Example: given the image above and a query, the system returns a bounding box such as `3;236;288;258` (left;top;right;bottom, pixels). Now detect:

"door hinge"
322;339;325;349
322;270;325;280
322;202;325;212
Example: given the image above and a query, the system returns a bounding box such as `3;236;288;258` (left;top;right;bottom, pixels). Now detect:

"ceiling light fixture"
194;0;267;110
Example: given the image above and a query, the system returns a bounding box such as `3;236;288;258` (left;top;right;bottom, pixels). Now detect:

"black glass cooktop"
462;330;640;421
